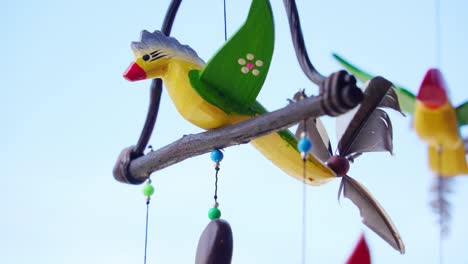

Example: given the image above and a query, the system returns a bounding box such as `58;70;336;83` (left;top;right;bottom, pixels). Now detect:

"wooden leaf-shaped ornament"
195;219;233;264
292;91;332;162
380;87;404;112
290;86;406;253
339;175;405;253
340;108;394;154
296;118;332;162
336;77;403;156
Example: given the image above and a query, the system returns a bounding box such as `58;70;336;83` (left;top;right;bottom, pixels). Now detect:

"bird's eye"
142;54;150;61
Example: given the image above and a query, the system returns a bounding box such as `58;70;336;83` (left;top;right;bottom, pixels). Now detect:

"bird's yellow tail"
428;143;468;177
250;132;336;186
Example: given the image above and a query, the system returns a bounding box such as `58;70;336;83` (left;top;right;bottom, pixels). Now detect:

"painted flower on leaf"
238;53;263;76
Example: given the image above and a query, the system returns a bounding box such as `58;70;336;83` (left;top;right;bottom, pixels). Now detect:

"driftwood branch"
113;71;363;184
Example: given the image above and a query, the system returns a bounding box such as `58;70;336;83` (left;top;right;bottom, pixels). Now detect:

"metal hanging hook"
283;0;326;85
134;0;183;156
113;0;183;184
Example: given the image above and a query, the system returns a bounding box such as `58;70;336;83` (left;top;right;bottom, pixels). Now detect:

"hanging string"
143;198;150;264
297;120;312;264
214;166;220;204
435;0;441;68
142;178;155;264
301;148;307;264
223;0;227;41
209;149;224;220
434;0;443;260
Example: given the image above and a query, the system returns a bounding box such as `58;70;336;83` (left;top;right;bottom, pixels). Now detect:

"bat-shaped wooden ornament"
295;76;405;253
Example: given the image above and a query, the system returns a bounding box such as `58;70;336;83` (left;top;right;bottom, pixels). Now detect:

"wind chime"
113;0;411;262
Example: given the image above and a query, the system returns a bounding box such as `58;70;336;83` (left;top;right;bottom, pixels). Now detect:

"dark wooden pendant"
195;219;233;264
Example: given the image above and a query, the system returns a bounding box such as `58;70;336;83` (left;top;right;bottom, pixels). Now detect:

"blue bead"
297;138;312;153
210;149;224;162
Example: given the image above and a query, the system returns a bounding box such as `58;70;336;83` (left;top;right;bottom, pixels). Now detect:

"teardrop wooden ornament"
195;219;233;264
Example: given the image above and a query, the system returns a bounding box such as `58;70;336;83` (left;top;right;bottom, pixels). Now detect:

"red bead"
326;156;350;177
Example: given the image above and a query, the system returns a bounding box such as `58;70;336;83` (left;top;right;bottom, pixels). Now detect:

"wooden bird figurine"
123;0;336;185
415;69;468;176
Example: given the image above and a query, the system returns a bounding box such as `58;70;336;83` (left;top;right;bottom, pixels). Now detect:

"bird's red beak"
123;62;147;81
416;68;448;109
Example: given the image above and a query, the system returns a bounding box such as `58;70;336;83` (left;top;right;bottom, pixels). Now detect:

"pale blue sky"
2;0;468;263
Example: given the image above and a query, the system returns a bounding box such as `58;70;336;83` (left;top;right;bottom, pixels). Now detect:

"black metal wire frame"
133;0;183;156
283;0;326;85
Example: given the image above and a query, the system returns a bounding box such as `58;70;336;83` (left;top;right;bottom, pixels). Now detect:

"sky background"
3;0;468;263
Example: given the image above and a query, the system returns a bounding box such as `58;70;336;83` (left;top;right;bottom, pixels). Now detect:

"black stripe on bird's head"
142;50;168;62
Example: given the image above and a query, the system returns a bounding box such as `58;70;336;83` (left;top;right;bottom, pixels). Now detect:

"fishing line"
297;119;312;264
435;0;441;68
223;0;227;41
142;178;155;264
302;124;308;264
434;0;444;260
144;197;150;264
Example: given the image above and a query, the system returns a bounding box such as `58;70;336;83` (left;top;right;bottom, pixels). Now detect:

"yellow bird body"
164;60;247;129
414;101;460;147
415;101;468;176
413;70;468;176
126;52;335;185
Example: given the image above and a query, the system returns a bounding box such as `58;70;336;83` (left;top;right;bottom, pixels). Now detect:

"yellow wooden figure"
414;68;468;176
123;0;336;185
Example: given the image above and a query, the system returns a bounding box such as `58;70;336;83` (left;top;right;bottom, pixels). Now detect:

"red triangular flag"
346;234;371;264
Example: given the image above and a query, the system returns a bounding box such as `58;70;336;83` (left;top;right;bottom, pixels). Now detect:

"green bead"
208;207;221;220
143;183;155;197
